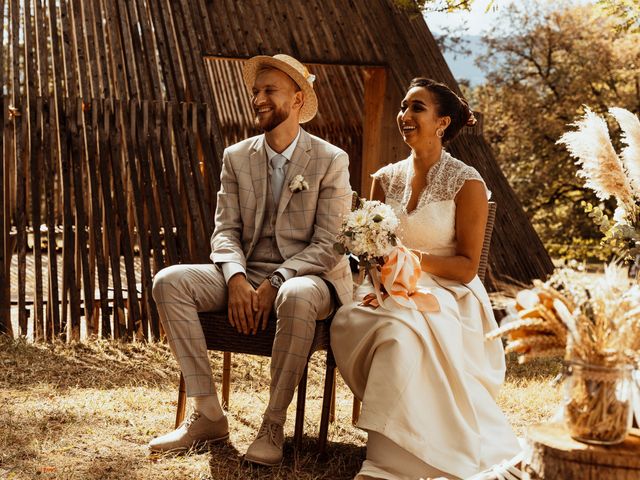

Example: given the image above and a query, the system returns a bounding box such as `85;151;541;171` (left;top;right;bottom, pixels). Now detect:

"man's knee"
152;265;189;303
275;276;329;320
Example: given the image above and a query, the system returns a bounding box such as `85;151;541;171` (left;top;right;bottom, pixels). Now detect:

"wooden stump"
526;422;640;479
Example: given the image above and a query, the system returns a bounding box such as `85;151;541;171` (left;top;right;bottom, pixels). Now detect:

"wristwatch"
267;271;285;290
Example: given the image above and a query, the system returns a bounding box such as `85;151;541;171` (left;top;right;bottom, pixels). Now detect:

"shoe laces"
182;411;201;429
256;421;279;445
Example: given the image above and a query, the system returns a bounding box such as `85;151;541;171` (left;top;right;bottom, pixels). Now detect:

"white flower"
334;199;399;263
289;175;309;193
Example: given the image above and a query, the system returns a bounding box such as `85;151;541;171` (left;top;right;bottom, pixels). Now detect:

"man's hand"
254;279;279;334
227;274;258;335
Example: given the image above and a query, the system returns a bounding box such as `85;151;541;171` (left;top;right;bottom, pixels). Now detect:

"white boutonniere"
289;175;309;193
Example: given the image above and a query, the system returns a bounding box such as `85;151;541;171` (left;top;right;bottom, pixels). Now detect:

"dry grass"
0;337;562;479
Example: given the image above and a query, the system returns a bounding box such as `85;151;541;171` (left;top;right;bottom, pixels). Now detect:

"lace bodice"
372;150;490;255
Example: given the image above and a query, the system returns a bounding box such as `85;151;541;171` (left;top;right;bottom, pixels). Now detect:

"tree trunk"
526;423;640;479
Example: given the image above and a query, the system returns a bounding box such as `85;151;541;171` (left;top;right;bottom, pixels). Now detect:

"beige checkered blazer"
210;128;353;306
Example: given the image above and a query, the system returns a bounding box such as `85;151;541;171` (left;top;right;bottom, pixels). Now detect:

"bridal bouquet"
334;197;399;270
334;199;439;313
557;107;640;260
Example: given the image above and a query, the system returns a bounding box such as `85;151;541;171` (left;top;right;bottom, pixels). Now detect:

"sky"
424;0;597;34
424;0;509;35
423;0;598;85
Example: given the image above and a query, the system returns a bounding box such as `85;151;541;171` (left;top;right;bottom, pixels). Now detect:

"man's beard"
256;105;290;132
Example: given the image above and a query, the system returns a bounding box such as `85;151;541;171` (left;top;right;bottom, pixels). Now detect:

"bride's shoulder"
372;158;410;178
440;152;489;198
371;158;410;194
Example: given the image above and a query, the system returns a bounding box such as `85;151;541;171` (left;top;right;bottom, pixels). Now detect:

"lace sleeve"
371;162;396;196
454;165;491;200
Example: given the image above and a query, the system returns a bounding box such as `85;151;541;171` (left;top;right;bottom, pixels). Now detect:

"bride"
331;78;523;480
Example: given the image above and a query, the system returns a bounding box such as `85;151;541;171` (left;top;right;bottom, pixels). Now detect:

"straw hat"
243;54;318;124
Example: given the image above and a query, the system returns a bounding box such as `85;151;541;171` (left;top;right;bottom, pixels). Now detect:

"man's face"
251;68;301;132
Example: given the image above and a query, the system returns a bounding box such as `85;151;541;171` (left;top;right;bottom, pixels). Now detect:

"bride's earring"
436;128;444;138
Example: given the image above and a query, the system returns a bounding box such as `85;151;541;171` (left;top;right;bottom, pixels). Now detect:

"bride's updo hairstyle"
408;78;476;143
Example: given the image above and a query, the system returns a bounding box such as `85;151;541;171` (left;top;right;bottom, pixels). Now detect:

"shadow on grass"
0;335;186;391
206;436;365;480
505;353;563;381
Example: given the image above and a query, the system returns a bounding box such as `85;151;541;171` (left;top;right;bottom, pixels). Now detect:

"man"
149;54;352;466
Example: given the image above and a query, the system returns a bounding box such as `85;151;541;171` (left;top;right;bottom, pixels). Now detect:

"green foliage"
470;1;640;262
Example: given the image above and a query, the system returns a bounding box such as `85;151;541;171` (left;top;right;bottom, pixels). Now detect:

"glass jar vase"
563;360;633;445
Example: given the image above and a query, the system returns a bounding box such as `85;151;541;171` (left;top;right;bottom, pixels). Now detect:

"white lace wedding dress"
331;151;520;480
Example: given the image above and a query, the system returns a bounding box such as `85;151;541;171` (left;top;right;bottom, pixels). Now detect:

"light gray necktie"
271;154;287;203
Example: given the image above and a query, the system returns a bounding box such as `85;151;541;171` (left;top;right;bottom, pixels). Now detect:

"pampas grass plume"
609;107;640;198
557;107;635;211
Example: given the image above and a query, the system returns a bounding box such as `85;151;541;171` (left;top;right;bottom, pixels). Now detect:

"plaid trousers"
152;263;332;425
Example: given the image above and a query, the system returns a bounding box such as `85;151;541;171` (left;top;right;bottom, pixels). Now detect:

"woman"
331;78;523;480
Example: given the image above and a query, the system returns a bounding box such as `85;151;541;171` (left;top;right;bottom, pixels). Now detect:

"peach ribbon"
360;246;440;313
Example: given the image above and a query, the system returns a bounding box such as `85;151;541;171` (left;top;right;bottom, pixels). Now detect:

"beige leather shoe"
148;411;229;453
244;421;285;466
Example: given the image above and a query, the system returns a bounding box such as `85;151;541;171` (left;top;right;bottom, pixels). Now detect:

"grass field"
0;336;562;479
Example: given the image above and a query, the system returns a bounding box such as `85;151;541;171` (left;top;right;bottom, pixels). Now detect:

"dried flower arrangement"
489;263;640;443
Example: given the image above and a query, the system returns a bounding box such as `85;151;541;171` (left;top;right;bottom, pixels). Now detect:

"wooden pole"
11;0;27;336
0;98;11;336
0;0;8;336
361;67;387;196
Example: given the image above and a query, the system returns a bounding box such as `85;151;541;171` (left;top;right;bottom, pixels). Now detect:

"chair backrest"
477;201;496;283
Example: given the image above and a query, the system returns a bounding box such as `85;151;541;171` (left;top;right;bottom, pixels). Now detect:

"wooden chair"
350;201;498;424
174;311;336;453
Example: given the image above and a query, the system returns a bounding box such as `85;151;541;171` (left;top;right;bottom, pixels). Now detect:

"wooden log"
0;97;10;336
114;0;140;99
154;101;190;262
43;98;61;340
10;0;27;336
0;0;5;91
135;100;163;339
67;98;88;340
122;99;151;339
24;0;43;340
97;99;125;338
58;0;78;98
100;0;128;99
88;0;111;98
132;0;162;99
169;102;207;261
30;97;44;340
151;0;184;100
84;102;110;337
111;100;141;339
183;103;213;236
145;101;178;267
526;422;640;480
46;0;67;338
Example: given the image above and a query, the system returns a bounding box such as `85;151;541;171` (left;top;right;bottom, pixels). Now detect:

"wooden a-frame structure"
0;0;553;341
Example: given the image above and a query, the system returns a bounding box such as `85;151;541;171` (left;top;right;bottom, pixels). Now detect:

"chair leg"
294;364;308;451
175;373;187;428
222;352;231;409
330;369;336;423
352;397;361;426
318;348;336;454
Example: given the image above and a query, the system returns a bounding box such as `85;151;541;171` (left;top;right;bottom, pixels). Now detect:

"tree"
471;1;640;261
597;0;640;33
